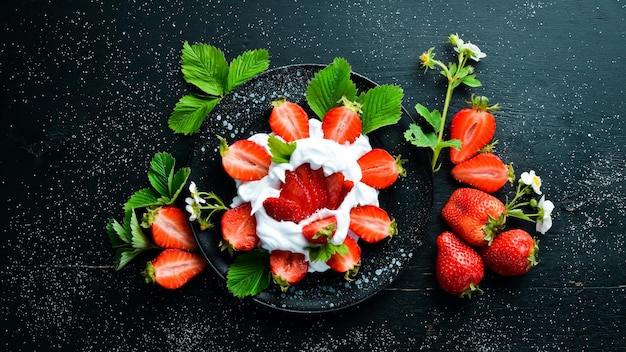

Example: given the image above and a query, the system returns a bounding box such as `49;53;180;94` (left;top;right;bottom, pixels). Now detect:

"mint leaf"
415;104;441;132
306;57;357;119
181;41;228;96
227;249;271;298
357;84;404;134
226;49;270;93
168;94;221;136
404;124;439;149
268;135;296;164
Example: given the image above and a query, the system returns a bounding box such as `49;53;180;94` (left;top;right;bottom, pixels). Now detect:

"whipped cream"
231;119;380;272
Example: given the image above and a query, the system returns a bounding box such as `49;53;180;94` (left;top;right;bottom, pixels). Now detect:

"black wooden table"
2;1;624;351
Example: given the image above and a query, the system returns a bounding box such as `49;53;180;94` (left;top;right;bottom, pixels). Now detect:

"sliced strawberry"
451;153;513;193
449;95;498;164
321;98;363;144
150;206;197;251
349;205;397;243
220;203;259;253
263;197;308;223
269;98;310;142
219;136;271;181
324;172;354;210
143;249;207;290
294;163;328;213
357;148;406;189
302;216;337;244
326;235;361;280
280;169;314;212
269;250;309;291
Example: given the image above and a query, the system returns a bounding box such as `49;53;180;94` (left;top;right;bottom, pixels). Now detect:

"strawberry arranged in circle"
326;235;361;280
220;203;259;253
269;250;309;291
302;216;337;244
357;148;406;189
441;188;506;246
435;231;484;297
449;95;498;165
149;206;197;251
269;98;310;142
143;249;208;290
480;229;539;277
451;152;513;193
349;205;397;243
321;97;363;144
218;136;271;181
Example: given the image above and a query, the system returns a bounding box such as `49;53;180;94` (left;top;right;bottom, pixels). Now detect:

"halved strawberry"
263;197;308;223
449;95;498;164
326;235;361;280
219;136;271;181
269;250;309;291
302;216;337;244
349;205;397;243
321;97;362;144
280;168;314;212
324;172;354;210
143;249;207;289
220;203;259;253
149;206;197;251
450;153;513;193
357;148;406;189
269;98;310;142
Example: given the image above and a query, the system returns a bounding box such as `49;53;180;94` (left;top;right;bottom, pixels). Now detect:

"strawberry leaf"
170;167;191;203
404;124;439;149
124;188;161;211
226;49;270;93
148;152;175;198
106;210;157;271
168;94;221;136
181;41;228;96
309;243;348;263
227;249;271;298
306;57;357;119
415;104;442;132
267;135;296;164
461;75;481;88
357;84;404;134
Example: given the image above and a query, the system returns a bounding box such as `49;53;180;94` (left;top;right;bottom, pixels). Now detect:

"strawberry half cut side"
143;249;208;290
150;206;198;251
269;250;309;292
220;202;259;253
451;153;514;193
269;98;310;142
219;136;272;181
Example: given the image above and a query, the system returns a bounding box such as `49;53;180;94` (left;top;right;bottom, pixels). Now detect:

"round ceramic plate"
188;64;433;313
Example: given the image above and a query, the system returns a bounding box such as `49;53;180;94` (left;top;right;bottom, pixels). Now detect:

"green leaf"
226;49;270;93
415;104;441;132
124;188;161;211
227;249;271;298
106;218;128;247
357;84;404;134
309;243;347;263
170;167;191;204
404;123;439;149
267;135;296;163
148;152;175;198
462;75;481;88
437;139;462;150
506;208;534;222
129;210;154;250
306;57;357;119
113;248;138;271
168;94;221;136
181;41;228;96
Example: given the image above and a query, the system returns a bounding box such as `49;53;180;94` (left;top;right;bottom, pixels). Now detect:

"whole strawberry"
441;188;506;246
435;231;484;297
480;229;539;276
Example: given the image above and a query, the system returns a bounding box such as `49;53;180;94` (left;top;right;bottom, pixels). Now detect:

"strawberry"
269;250;309;291
143;249;207;289
263;197;308;223
218;136;271;181
324;172;354;210
293;163;328;213
450;153;513;193
220;203;259;253
349;205;397;243
269;98;310;142
449;95;498;165
441;188;506;246
302;216;337;244
149;206;197;251
480;229;540;276
357;148;406;189
326;235;361;280
321;97;362;144
436;231;484;297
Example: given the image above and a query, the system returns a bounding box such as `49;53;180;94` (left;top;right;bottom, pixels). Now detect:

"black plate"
188;64;433;313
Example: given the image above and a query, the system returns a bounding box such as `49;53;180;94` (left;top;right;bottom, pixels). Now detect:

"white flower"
188;181;206;204
454;38;487;62
520;170;542;195
185;197;200;221
536;196;554;234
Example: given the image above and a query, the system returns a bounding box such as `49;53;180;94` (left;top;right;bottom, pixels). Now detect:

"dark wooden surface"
1;1;625;351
